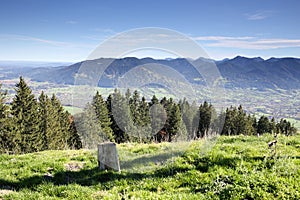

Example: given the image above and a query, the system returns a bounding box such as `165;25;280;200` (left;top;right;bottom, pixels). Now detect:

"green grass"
0;134;300;199
63;106;83;115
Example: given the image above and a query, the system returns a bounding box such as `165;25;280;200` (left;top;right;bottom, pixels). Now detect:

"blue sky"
0;0;299;61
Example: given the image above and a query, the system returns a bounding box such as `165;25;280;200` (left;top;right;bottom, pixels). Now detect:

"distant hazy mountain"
1;57;300;90
0;61;73;79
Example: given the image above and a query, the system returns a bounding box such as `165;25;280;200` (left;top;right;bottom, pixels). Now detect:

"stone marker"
98;142;120;172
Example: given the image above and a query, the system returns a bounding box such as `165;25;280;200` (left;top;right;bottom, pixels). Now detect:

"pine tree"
180;99;198;140
0;84;10;153
149;95;159;106
166;103;182;141
11;77;42;153
129;90;140;125
244;114;256;135
75;103;104;149
50;94;82;149
198;101;212;138
139;96;150;127
149;96;167;141
270;117;276;134
257;116;270;135
162;97;174;141
107;89;132;143
37;91;50;150
67;115;82;149
137;96;151;142
125;88;131;100
251;115;257;134
236;105;247;135
92;91;114;141
221;106;237;136
47;94;67;149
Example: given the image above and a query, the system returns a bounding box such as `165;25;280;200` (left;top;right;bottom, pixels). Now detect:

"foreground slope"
0;134;299;199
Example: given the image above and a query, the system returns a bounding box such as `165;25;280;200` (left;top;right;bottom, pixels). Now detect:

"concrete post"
98;142;120;172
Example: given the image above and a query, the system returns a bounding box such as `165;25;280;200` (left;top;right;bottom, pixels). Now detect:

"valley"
1;56;300;129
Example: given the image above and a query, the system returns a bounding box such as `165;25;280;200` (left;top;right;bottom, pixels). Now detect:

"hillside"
1;135;299;199
3;56;298;90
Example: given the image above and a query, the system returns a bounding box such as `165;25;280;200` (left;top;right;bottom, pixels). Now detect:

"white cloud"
245;10;274;20
194;36;254;41
66;20;78;24
193;35;300;50
0;34;69;47
93;28;116;34
0;34;94;49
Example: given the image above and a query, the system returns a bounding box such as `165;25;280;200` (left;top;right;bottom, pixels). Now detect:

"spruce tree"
221;106;237;136
0;84;10;153
180;99;198;140
11;77;42;153
244;114;256;135
149;96;167;141
46;94;66;149
236;105;247;135
257;116;270;135
38;91;50;150
149;95;159;106
75;103;104;149
92;91;114;141
166;103;182;141
51;94;81;149
137;96;151;142
270;117;276;134
67;115;82;149
129;90;140;125
198;101;212;138
107;89;132;142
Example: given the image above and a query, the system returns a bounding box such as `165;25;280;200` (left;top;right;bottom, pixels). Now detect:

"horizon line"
1;55;300;64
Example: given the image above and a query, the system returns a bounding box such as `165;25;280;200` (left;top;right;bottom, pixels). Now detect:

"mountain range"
1;56;300;90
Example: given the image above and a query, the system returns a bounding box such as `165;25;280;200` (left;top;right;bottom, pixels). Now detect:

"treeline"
0;78;297;153
76;89;297;148
0;77;82;154
221;106;297;136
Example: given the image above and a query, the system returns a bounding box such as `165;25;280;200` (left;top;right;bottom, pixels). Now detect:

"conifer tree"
139;96;150;126
92;91;114;141
107;89;132;142
149;95;159;106
50;94;82;149
38;91;50;150
270;117;276;134
75;103;104;149
236;105;247;134
0;84;10;153
149;96;167;141
180;99;198;140
166;103;182;141
129;90;140;125
48;94;67;149
125;88;131;100
198;101;212;138
257;116;270;135
137;96;151;142
67;115;82;149
244;114;256;135
11;77;42;153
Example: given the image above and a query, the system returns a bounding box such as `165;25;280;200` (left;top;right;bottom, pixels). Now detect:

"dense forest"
0;77;297;153
0;77;82;154
76;88;297;148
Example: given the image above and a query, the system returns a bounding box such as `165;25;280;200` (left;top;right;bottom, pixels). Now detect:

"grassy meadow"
0;134;299;199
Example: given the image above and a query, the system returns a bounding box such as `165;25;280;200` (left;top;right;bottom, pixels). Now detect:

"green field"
1;134;299;199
